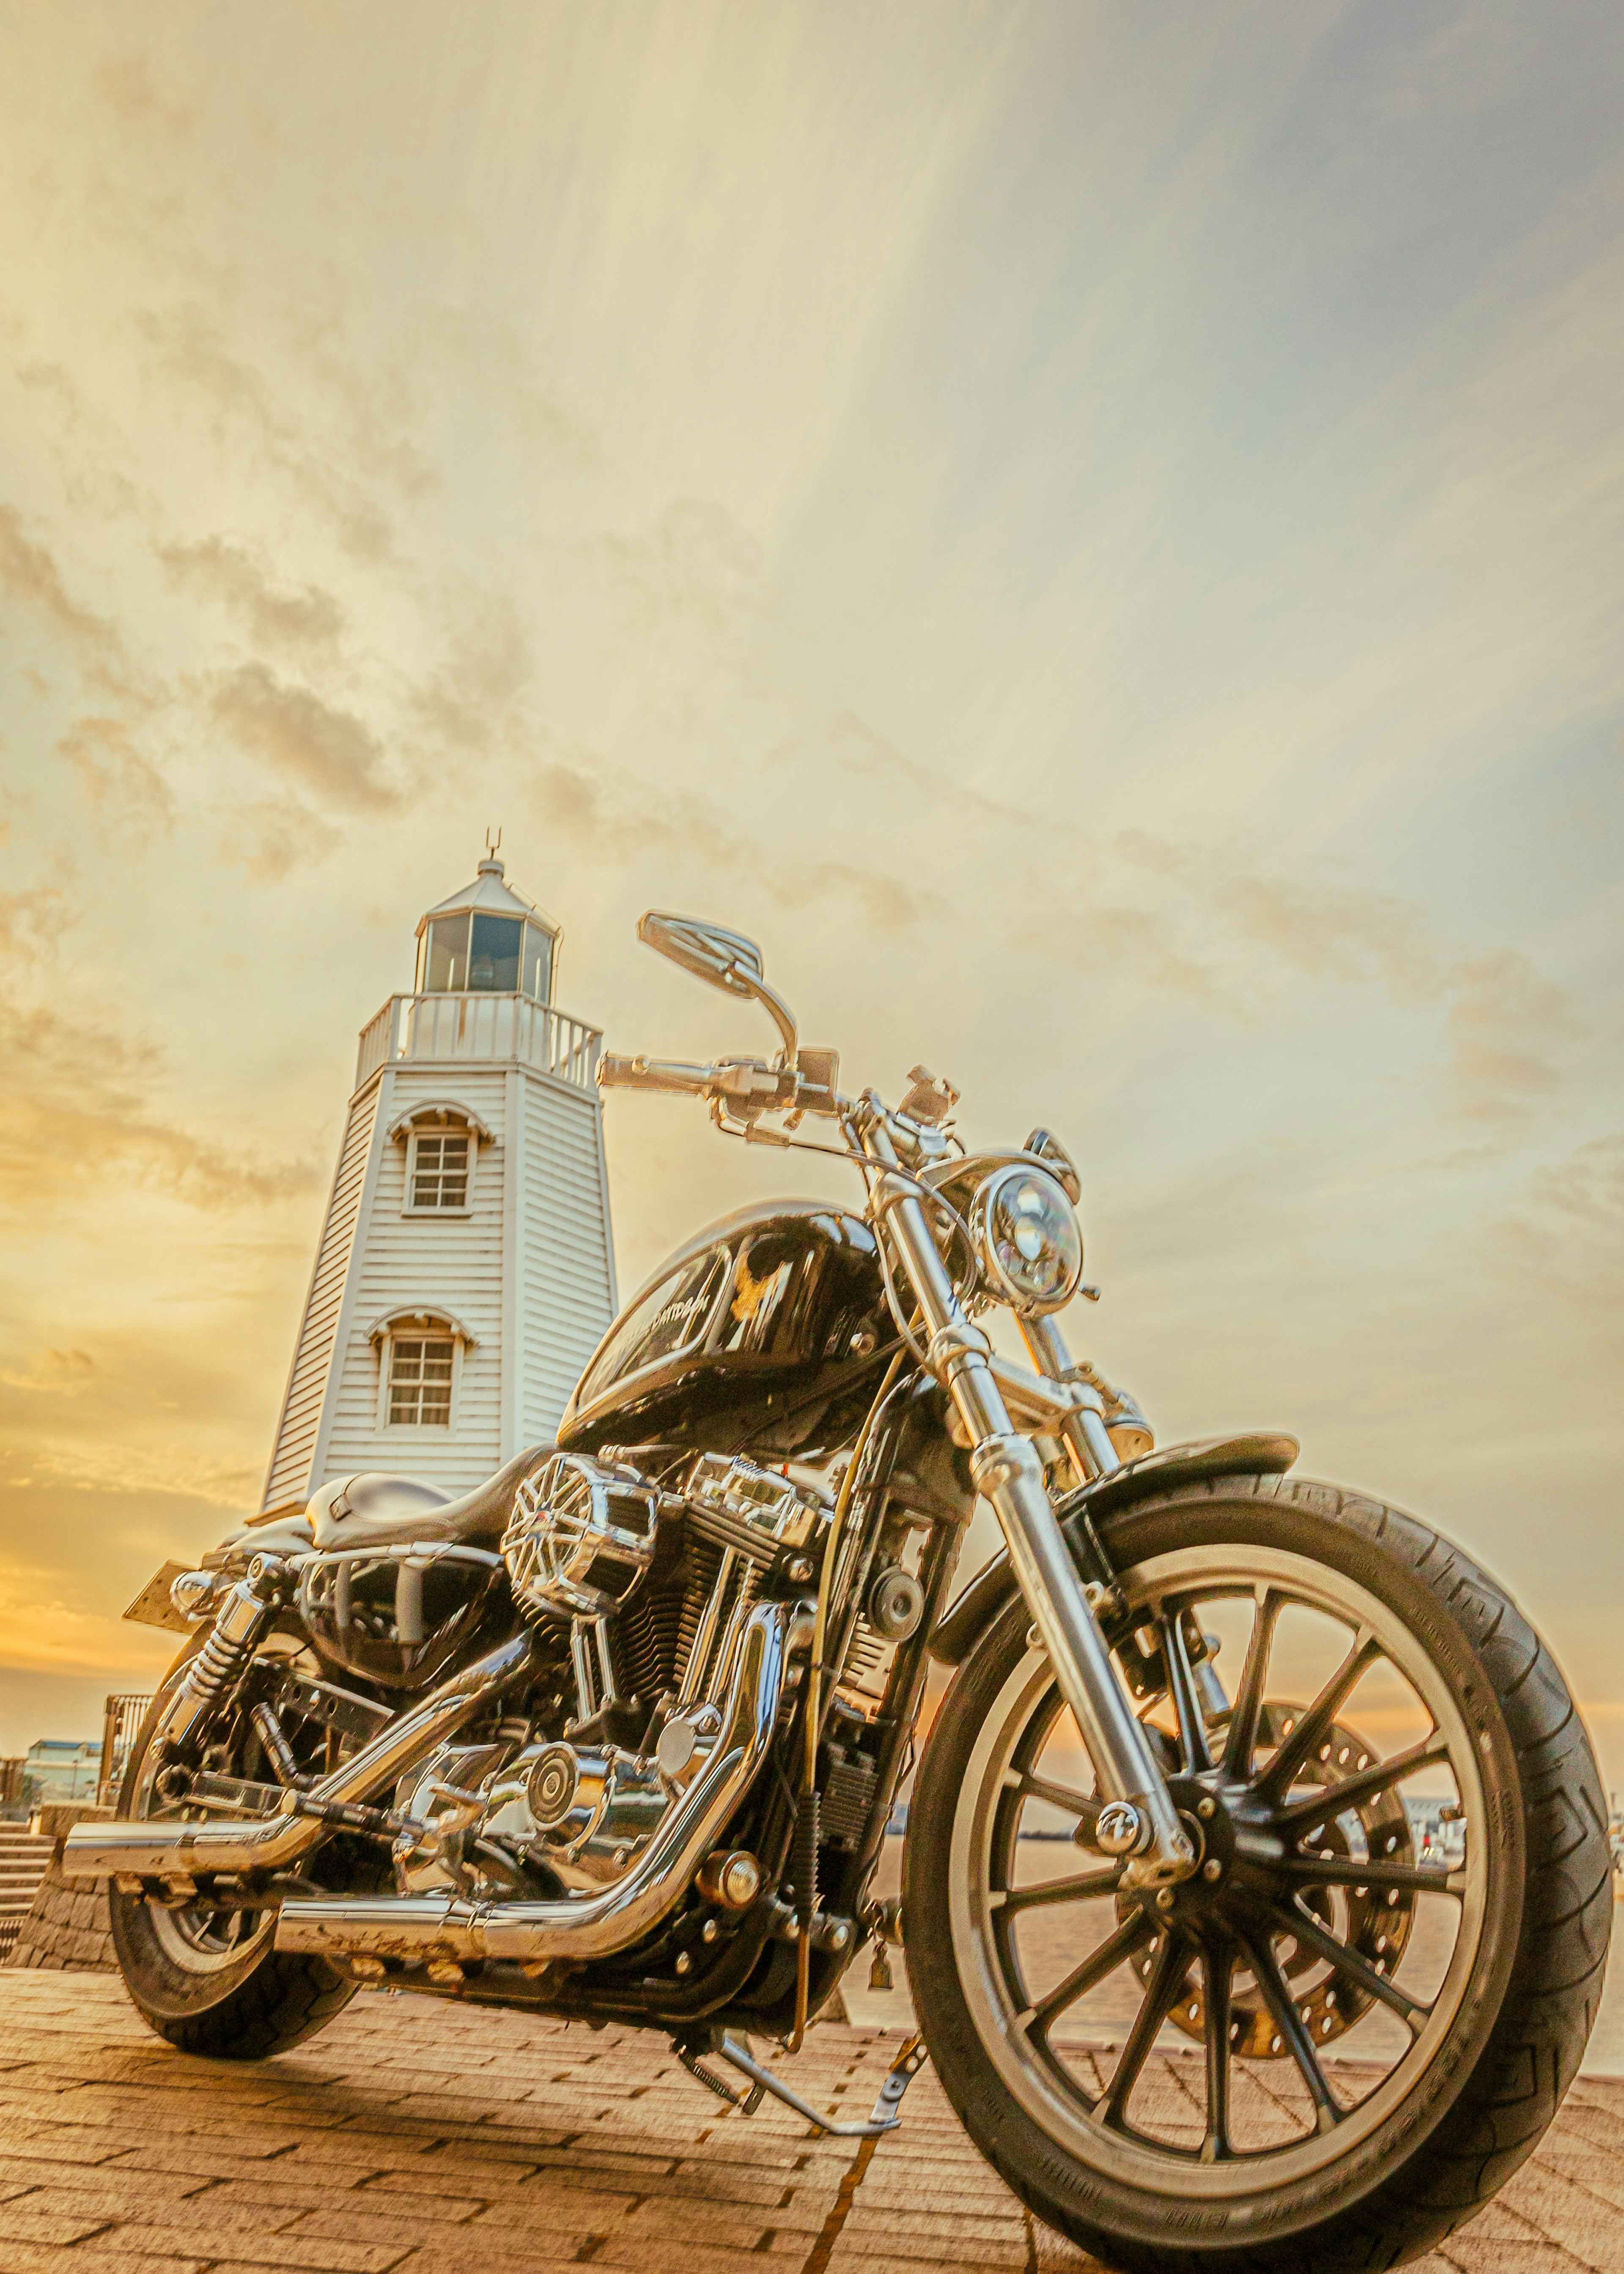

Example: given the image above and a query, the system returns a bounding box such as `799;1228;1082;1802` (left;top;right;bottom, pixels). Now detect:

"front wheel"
905;1475;1610;2272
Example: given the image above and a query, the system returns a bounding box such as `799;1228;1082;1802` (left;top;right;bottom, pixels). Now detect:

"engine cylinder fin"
675;1535;725;1693
615;1579;686;1708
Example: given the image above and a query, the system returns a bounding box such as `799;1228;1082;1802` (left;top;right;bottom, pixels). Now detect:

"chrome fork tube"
866;1119;1191;1885
1019;1312;1121;1484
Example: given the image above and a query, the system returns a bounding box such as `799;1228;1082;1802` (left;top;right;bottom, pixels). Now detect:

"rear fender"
928;1432;1299;1666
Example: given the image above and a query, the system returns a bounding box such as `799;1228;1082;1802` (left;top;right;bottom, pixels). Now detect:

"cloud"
157;535;347;653
0;1349;97;1396
57;715;175;835
1529;1133;1624;1230
215;795;342;881
1496;1133;1624;1297
209;661;402;813
0;1000;320;1216
90;52;198;139
1444;952;1575;1125
1118;831;1442;1003
0;872;72;961
1110;830;1577;1129
8;357;145;519
410;593;532;751
0;505;140;698
130;302;429;557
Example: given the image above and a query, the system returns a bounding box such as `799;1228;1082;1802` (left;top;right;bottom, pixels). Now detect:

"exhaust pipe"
63;1630;539;1884
274;1600;787;1969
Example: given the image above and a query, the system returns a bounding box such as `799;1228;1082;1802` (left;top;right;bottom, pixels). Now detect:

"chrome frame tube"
864;1117;1191;1884
273;1600;788;1967
63;1629;540;1884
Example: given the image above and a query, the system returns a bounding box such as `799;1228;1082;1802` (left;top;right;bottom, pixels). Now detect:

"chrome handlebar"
597;1052;723;1097
598;1049;840;1116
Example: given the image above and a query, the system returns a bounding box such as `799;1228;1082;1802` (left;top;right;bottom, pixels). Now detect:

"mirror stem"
739;970;798;1067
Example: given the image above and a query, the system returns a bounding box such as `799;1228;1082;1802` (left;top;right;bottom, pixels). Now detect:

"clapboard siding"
261;1086;382;1510
321;1067;508;1488
523;1076;615;1443
260;979;613;1511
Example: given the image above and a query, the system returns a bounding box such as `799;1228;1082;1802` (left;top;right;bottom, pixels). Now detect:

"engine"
393;1448;828;1899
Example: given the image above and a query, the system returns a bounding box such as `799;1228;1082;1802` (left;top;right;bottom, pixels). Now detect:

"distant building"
260;850;617;1511
21;1739;101;1808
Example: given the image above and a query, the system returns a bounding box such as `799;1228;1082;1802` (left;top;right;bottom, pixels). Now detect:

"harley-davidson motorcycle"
72;911;1608;2271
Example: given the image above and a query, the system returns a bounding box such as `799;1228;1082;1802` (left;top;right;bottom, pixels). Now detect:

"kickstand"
708;2030;928;2138
676;2044;767;2115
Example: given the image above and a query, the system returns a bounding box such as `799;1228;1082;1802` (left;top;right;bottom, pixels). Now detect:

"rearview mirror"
636;910;798;1064
637;912;765;995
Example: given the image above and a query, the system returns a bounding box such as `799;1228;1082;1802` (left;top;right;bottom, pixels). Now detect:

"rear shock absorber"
154;1555;290;1762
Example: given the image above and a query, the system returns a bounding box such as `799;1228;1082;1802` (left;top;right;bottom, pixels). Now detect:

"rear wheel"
905;1476;1610;2271
108;1649;355;2059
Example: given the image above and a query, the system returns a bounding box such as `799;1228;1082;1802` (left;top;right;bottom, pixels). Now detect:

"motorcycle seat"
305;1446;552;1553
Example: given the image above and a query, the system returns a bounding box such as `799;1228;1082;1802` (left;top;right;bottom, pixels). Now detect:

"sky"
0;2;1620;1775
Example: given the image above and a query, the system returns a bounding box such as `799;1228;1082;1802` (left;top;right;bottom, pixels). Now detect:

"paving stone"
0;2250;213;2274
95;2219;414;2269
3;1972;1623;2274
0;2203;119;2245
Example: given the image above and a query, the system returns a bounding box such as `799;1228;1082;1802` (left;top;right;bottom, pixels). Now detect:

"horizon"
1;3;1620;1780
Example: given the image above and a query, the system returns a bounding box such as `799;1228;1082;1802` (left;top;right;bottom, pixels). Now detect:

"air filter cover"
502;1452;658;1621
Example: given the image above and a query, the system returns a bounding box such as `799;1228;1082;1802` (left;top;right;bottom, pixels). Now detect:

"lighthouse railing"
355;994;602;1094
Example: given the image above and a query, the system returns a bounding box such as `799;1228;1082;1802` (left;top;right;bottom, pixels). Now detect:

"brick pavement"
0;1973;1620;2273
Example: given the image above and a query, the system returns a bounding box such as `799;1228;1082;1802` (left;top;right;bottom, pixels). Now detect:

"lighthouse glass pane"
389;1336;453;1425
468;913;521;991
522;923;554;1002
424;915;469;992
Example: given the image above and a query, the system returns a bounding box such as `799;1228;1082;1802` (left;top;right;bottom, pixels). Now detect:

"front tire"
108;1650;356;2060
905;1474;1609;2272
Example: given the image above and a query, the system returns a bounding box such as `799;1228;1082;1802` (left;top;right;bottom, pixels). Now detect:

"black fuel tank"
558;1199;888;1452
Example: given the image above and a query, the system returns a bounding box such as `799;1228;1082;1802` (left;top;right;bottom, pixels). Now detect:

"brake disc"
1128;1702;1416;2058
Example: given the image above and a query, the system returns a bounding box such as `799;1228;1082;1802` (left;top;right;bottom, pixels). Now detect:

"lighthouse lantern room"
259;851;616;1515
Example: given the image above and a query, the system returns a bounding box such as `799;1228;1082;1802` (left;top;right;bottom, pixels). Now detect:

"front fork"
867;1125;1193;1887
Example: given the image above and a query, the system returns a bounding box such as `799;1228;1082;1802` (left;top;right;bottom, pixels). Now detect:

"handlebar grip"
597;1052;715;1096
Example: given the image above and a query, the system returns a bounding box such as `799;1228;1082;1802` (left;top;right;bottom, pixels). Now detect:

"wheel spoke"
1253;1632;1383;1802
1026;1909;1153;2033
995;1867;1125;1915
1007;1768;1101;1836
1160;1610;1213;1775
1097;1929;1191;2130
1200;1941;1233;2162
1277;1852;1464;1896
1275;1734;1451;1832
1238;1926;1344;2135
1262;1898;1431;2037
1222;1587;1282;1781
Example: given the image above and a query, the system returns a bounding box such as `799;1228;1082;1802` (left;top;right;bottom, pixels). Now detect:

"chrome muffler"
62;1630;539;1884
274;1599;787;1969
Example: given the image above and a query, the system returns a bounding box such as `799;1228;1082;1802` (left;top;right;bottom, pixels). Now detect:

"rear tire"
905;1474;1610;2271
107;1652;356;2060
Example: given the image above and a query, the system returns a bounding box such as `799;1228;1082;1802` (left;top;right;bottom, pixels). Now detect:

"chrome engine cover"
502;1452;659;1620
401;1448;829;1905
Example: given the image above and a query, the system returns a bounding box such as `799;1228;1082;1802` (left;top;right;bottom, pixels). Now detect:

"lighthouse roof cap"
417;853;560;938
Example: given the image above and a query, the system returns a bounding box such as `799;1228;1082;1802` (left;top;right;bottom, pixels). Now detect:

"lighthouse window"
468;913;522;991
410;1131;470;1210
522;922;554;1002
423;914;469;991
388;1336;454;1425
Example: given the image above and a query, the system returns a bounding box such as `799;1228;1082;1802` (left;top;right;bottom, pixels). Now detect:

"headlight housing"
970;1164;1083;1314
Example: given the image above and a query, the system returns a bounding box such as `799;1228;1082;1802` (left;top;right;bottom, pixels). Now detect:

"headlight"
971;1165;1083;1314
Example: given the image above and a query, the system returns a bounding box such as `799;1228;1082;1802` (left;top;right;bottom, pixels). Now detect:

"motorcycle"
71;909;1609;2271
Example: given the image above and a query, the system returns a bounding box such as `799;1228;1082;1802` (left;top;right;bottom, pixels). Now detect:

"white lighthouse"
259;850;617;1516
